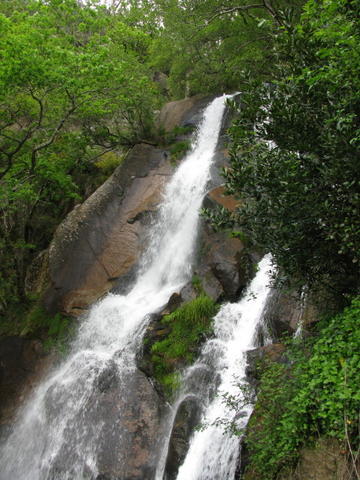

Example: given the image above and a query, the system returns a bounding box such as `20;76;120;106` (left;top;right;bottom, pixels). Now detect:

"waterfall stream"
0;95;232;480
174;255;274;480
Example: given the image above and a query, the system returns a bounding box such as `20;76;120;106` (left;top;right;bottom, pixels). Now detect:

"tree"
147;0;304;97
222;0;360;300
0;0;157;311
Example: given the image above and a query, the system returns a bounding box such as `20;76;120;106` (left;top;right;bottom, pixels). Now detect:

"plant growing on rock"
150;294;218;397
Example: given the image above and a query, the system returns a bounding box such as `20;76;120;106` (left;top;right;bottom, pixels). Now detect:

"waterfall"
0;95;232;480
159;255;274;480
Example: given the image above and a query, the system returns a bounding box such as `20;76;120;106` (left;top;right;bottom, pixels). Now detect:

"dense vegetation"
222;0;360;302
238;297;360;479
0;0;158;325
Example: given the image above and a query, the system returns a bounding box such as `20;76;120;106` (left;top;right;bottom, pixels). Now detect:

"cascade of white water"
171;254;275;480
0;94;232;480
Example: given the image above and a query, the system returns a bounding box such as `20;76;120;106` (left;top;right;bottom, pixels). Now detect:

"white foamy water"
173;255;274;480
0;95;231;480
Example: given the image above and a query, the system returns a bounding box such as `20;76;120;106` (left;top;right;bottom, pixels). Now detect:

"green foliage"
94;152;124;175
150;295;218;396
220;0;360;299
191;274;203;293
92;150;125;186
0;0;158;318
242;297;360;479
160;125;196;145
169;140;191;160
147;0;304;97
0;301;73;352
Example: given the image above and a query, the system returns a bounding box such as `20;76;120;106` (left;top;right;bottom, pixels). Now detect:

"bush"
243;297;360;479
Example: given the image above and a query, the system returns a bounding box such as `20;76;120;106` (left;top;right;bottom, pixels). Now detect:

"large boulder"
43;366;165;480
43;143;173;316
158;95;213;132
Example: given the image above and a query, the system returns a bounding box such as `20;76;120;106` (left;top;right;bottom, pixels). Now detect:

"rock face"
281;438;347;480
195;186;254;302
94;369;164;480
262;288;319;338
43;143;173;316
43;366;164;480
158;95;213;132
164;398;202;480
42;95;227;317
0;337;53;428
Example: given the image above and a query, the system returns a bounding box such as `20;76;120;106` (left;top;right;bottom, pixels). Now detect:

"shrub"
242;297;360;479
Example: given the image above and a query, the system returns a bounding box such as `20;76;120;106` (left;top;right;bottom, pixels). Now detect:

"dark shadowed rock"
165;397;202;479
262;288;318;339
196;220;252;302
0;336;54;427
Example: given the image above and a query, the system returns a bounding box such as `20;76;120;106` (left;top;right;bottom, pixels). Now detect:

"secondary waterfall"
159;255;274;480
0;95;231;480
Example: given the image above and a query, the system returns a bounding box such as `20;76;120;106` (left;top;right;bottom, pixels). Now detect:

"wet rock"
179;282;198;303
165;397;202;479
46;368;165;480
97;363;119;393
43;143;173;316
95;369;165;480
163;293;183;315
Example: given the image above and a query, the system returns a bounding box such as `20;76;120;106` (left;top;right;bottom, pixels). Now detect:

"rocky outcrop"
41;95;229;317
158;96;213;132
245;343;287;383
262;288;319;339
43;143;173;316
